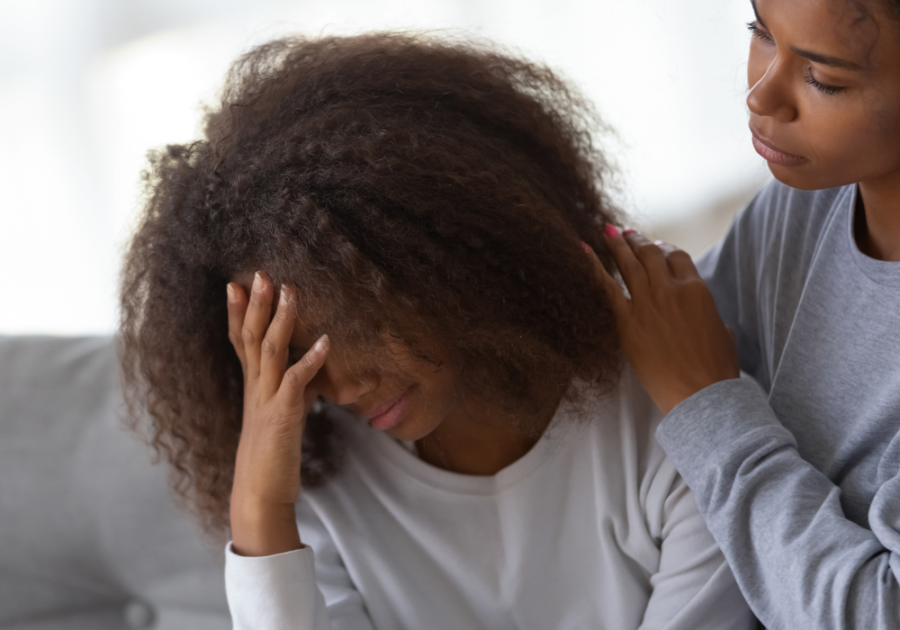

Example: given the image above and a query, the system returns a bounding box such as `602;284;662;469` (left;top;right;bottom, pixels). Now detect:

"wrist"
231;497;303;557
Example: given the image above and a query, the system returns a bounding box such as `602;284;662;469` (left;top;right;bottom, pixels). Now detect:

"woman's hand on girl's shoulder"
583;228;739;415
226;272;329;556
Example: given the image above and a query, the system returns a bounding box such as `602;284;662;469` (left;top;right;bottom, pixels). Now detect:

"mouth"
361;387;413;432
750;129;806;166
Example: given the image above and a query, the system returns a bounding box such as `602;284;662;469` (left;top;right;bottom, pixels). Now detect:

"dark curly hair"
120;32;625;535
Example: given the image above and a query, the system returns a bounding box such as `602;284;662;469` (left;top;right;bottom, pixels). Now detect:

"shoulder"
570;369;671;487
698;181;853;298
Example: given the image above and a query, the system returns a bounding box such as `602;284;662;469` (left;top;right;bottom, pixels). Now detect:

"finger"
581;241;630;320
278;334;330;413
654;240;700;282
622;230;670;282
226;282;249;374
603;225;650;300
259;284;297;397
242;271;274;384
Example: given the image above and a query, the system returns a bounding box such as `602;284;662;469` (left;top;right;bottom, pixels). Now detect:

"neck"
857;177;900;262
415;390;562;476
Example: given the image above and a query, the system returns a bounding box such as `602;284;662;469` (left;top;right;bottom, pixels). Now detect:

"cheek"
807;101;900;170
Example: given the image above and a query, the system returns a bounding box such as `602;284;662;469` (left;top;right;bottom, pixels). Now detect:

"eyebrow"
750;0;862;71
789;47;862;70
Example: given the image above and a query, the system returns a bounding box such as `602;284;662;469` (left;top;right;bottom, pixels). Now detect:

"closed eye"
747;21;774;44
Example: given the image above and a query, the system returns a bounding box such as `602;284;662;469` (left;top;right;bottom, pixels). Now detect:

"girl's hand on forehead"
583;228;739;415
226;271;330;556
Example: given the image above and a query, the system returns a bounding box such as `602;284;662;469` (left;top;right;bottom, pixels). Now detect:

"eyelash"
746;21;772;43
804;72;844;96
746;21;845;96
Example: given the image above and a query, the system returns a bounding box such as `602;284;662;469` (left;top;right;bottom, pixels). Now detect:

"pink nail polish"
580;241;592;254
604;224;620;238
622;228;637;236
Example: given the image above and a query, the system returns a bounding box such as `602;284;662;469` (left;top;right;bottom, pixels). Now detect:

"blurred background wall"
0;0;770;335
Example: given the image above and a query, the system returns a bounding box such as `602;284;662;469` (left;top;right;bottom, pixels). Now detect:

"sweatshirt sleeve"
225;499;376;630
225;543;331;630
639;461;755;630
657;183;900;628
657;380;900;629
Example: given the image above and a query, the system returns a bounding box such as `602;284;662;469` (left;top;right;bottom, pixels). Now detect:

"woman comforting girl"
119;34;752;629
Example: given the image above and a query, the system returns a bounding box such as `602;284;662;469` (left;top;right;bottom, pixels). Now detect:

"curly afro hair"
119;32;625;535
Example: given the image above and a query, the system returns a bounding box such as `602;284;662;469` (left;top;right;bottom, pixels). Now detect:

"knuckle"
228;330;242;348
636;243;660;258
248;291;267;307
622;258;644;275
668;249;691;263
241;328;257;346
273;306;290;324
260;338;279;357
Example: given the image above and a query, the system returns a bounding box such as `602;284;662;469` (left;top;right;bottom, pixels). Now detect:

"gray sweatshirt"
656;181;900;629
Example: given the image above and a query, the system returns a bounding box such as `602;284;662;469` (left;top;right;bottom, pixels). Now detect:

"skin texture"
228;272;557;556
594;0;900;415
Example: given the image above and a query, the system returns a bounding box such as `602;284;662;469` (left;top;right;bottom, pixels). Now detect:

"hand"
583;228;739;415
226;271;329;556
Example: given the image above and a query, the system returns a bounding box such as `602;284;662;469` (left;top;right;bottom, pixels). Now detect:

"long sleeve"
658;380;900;629
640;462;755;630
657;182;900;629
225;499;376;630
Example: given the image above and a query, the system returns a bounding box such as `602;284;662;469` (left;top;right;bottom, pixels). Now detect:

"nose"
318;361;378;407
747;54;797;124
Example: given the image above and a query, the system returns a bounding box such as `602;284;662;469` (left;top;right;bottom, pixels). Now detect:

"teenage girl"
589;0;900;627
119;35;753;629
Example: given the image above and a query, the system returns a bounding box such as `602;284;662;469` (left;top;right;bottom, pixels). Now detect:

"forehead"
755;0;882;63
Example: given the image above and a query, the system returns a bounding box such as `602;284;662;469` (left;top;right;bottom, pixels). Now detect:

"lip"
750;130;806;166
362;388;413;432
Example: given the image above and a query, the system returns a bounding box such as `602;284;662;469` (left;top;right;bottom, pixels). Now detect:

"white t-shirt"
225;371;754;630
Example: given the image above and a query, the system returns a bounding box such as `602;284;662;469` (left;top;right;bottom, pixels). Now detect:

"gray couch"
0;336;232;629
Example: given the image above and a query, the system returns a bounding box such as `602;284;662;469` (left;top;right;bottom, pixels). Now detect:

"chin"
767;162;848;192
386;412;437;443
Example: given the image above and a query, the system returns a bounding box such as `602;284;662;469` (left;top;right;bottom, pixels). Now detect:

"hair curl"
120;32;625;535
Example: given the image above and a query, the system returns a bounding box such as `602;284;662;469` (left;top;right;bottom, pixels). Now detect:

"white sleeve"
225;499;376;630
639;469;756;630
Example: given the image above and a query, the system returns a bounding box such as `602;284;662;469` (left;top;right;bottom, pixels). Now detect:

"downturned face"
230;271;463;442
746;0;900;190
288;317;462;442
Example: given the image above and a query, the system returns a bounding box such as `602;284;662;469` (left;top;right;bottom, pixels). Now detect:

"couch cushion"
0;336;231;629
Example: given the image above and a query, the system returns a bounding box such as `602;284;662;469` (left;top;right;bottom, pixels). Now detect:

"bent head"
121;34;623;533
746;0;900;190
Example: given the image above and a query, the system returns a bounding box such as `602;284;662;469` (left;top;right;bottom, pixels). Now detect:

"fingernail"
313;334;329;354
654;240;666;246
622;228;637;236
253;271;263;292
226;283;235;302
279;285;289;305
580;241;592;254
604;224;620;238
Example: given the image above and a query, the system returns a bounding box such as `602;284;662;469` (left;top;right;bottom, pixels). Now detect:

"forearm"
658;379;900;629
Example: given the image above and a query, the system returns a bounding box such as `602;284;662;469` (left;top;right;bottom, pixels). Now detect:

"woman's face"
747;0;900;191
231;272;462;441
288;315;463;442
